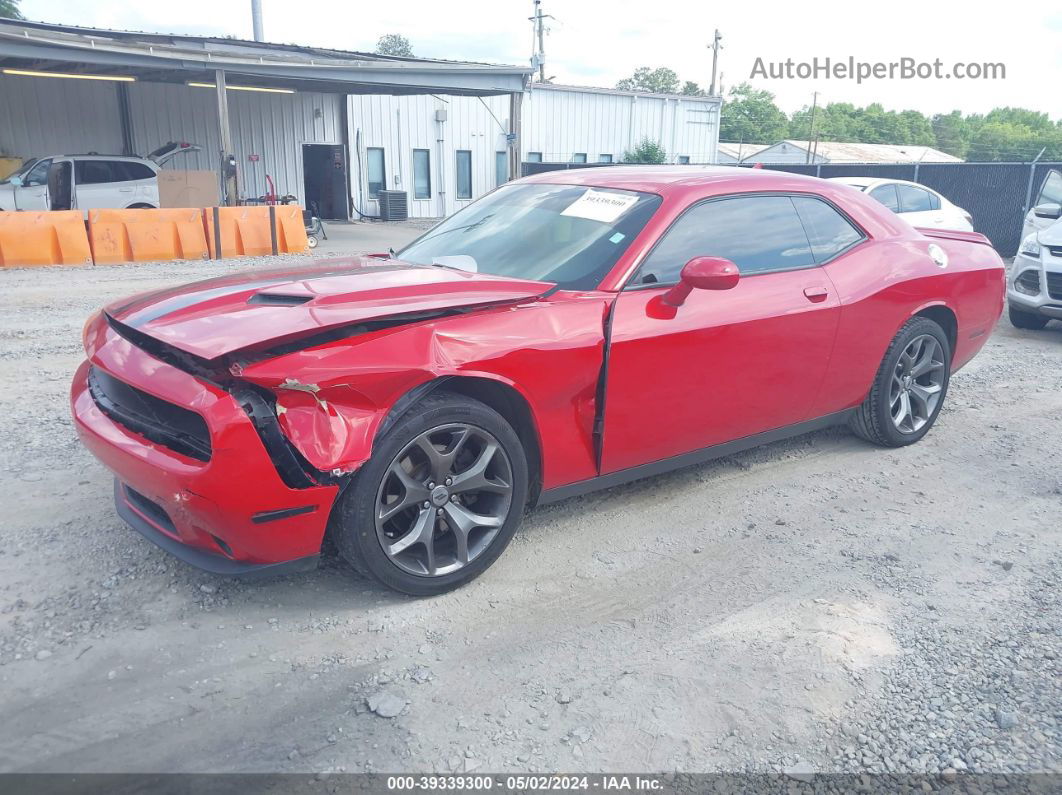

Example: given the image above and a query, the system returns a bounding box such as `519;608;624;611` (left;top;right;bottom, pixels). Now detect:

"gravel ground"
0;254;1058;778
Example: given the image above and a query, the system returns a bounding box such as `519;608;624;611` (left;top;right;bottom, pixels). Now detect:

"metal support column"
508;91;523;180
215;69;237;206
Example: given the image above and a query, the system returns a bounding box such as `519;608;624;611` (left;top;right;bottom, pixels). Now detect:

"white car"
1007;168;1062;330
0;142;199;213
828;177;974;232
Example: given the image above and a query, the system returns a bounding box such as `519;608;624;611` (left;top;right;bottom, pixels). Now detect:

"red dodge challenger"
71;167;1005;595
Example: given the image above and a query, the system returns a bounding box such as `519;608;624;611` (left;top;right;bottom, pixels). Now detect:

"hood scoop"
247;293;313;307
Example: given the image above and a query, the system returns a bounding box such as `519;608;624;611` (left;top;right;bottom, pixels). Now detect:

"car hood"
105;257;554;360
1037;219;1062;246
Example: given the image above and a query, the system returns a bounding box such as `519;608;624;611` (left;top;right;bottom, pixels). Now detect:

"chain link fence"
522;160;1062;256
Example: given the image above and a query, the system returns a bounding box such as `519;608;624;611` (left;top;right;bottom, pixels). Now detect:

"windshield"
398;183;662;290
0;159;38;185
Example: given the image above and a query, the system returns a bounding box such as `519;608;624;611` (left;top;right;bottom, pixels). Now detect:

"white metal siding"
126;82;345;204
523;86;719;165
0;74;124;160
349;86;721;218
349;93;509;219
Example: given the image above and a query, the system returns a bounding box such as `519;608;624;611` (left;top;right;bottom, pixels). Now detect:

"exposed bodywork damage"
237;294;610;488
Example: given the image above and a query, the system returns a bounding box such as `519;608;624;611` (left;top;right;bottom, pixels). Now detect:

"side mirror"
662;256;740;307
1033;202;1062;220
8;176;22;188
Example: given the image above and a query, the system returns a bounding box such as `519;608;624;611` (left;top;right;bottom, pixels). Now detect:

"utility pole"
708;29;722;95
250;0;264;42
806;91;819;164
529;1;553;83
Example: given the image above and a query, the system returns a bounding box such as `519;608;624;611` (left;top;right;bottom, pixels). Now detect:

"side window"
868;184;899;212
455;150;472;199
896;184;934;213
75;160;117;185
23;159;52;186
1037;170;1062;206
633;195;815;285
413;149;431;199
366;148;385;198
792;196;864;263
117;161;155;181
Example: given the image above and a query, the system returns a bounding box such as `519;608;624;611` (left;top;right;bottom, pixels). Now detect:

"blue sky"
17;0;1062;118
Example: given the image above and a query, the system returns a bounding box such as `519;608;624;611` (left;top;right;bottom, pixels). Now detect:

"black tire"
849;316;952;448
330;391;528;596
127;203;156;209
1008;304;1049;331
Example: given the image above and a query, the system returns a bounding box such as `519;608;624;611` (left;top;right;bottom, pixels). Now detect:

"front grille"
1047;246;1062;259
1047;272;1062;301
124;486;177;534
88;366;212;461
1015;270;1041;295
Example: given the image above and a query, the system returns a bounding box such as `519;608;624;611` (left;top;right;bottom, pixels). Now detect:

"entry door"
302;144;349;220
601;194;860;474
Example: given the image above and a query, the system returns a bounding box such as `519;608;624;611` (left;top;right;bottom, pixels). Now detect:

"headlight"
1019;233;1041;258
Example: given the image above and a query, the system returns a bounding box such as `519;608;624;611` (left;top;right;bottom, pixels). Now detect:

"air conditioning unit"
378;190;409;221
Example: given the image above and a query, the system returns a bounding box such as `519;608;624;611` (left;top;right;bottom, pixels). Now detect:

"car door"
601;193;858;474
1021;169;1062;240
13;158;52;210
74;159;136;211
896;183;943;227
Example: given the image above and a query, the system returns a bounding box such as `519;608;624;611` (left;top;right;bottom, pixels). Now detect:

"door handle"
118;187;134;193
803;286;829;303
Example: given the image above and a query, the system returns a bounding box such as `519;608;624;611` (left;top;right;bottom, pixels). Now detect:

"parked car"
828;177;974;232
1007;169;1062;329
0;142;199;213
71;167;1005;595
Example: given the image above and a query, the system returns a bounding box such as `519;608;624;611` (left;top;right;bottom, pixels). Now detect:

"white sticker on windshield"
560;189;639;223
431;255;478;272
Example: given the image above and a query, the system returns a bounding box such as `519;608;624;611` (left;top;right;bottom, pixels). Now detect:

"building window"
366;147;385;199
456;150;472;199
412;149;431;199
677;155;690;164
598;154;613;163
572;153;587;163
527;152;543;163
495;151;508;186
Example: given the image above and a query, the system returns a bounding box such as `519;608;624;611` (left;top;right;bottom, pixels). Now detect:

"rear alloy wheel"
1008;305;1049;331
850;317;951;447
331;391;528;595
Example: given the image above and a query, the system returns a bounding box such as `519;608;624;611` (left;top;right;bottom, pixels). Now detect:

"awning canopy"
0;19;530;96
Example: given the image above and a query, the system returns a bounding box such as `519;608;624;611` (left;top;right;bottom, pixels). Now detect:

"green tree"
681;81;706;97
719;82;788;144
375;33;413;57
622;137;667;164
0;0;23;18
616;67;679;94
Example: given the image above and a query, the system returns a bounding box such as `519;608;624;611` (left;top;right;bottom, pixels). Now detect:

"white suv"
0;142;200;214
1008;169;1062;330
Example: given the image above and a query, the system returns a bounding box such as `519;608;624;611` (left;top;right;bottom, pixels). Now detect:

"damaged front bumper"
71;327;341;575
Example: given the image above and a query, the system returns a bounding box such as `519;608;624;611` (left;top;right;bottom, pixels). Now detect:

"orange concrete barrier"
0;211;93;268
88;208;210;265
205;205;309;259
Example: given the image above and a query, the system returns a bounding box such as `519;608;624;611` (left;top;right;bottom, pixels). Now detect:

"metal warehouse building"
351;84;722;218
0;19;720;221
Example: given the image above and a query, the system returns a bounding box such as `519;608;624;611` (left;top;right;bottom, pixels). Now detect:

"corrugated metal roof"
532;83;722;103
0;18;530;96
778;140;962;163
716;141;770;160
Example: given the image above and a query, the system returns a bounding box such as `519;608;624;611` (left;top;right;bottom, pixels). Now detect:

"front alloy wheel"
331;391;528;596
376;424;514;577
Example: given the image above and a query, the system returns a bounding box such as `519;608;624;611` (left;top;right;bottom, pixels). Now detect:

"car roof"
39;154;150;162
518;165;839;197
827;176;943;194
